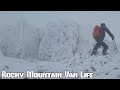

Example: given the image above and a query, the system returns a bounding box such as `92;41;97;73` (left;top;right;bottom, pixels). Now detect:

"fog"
0;11;120;41
0;11;120;79
0;11;120;27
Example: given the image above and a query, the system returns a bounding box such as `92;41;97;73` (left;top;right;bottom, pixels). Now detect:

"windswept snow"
0;12;120;79
0;50;120;79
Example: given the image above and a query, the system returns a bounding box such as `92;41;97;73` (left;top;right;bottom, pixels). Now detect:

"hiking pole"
112;40;119;52
112;40;118;52
113;40;119;52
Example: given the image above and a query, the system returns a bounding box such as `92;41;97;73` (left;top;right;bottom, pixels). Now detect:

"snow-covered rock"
0;20;44;59
39;21;82;61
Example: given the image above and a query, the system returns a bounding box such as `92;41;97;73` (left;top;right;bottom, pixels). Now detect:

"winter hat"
101;23;106;27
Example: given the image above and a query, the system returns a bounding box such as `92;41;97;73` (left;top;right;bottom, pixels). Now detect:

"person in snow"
91;23;115;56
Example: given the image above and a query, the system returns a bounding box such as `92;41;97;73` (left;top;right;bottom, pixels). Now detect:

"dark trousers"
92;41;108;55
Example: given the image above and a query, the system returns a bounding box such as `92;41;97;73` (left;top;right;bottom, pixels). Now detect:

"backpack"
93;25;102;39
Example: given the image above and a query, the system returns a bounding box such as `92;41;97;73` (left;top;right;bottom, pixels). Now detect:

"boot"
91;50;98;56
102;49;108;55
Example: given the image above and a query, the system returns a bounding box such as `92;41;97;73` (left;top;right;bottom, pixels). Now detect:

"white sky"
0;11;120;26
0;11;120;41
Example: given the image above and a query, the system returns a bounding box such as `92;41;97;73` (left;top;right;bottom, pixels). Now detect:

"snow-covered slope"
0;50;120;79
0;20;120;79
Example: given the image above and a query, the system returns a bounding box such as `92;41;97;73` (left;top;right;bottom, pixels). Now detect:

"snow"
39;21;82;61
0;49;120;79
0;20;43;59
0;11;120;79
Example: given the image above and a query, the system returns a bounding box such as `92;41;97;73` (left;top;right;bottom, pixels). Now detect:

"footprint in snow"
91;66;96;71
2;65;10;71
104;61;107;64
117;74;120;78
113;67;119;70
105;73;109;75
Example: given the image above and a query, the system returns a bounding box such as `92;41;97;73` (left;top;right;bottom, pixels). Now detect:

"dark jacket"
96;26;114;42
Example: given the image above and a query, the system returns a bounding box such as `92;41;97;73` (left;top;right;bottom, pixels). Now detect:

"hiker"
91;23;115;56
